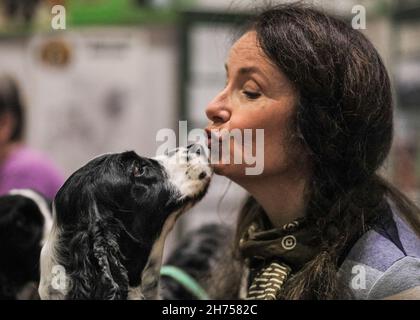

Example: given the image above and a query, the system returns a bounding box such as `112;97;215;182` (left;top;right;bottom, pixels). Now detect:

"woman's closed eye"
242;79;262;100
243;90;261;100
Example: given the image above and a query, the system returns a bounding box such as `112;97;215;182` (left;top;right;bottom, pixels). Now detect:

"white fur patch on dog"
155;147;212;200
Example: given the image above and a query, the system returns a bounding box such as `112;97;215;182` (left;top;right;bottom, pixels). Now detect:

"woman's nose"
205;91;231;124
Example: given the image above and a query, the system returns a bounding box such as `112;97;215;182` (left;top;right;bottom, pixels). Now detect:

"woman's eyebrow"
225;63;268;82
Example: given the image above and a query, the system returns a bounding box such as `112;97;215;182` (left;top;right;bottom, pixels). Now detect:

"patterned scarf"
239;217;321;300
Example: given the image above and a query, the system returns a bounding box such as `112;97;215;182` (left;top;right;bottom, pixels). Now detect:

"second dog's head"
0;189;51;300
39;146;211;300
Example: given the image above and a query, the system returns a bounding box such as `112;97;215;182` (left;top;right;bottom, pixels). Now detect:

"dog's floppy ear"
65;205;129;300
91;215;129;299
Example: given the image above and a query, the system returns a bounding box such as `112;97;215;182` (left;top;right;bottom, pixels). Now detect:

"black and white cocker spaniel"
38;146;212;300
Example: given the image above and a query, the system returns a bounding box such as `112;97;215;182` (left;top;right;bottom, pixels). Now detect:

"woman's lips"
205;128;221;150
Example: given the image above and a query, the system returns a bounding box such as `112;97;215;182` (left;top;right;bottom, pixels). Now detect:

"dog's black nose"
198;171;207;180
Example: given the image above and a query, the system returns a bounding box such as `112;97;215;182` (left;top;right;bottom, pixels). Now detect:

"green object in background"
67;0;194;26
160;265;209;300
0;0;195;36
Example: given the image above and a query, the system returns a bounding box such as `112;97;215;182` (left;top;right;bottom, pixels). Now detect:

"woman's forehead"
226;31;291;91
227;31;266;67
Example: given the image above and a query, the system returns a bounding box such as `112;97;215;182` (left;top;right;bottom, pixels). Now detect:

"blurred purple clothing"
0;146;65;200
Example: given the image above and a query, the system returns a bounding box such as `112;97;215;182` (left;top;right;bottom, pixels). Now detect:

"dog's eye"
133;164;145;177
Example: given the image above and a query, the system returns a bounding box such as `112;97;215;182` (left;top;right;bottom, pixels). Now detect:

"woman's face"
205;31;302;183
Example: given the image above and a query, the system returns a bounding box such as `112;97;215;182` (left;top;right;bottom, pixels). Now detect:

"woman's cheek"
262;112;298;175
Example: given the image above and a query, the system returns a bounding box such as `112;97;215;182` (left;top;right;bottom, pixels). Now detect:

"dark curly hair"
210;3;420;300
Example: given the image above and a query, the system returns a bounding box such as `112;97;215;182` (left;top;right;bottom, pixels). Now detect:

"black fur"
0;194;46;299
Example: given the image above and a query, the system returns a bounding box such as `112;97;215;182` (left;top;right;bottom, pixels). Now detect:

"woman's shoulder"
338;201;420;300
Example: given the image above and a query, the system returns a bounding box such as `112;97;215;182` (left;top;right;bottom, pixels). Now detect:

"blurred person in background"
0;75;64;200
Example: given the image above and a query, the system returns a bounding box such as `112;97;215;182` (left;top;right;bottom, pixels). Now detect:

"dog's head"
0;190;52;299
39;146;211;300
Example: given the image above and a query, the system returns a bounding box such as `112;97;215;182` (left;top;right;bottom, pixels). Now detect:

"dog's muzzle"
155;145;212;200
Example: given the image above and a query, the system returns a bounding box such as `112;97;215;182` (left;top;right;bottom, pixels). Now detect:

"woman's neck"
237;170;310;228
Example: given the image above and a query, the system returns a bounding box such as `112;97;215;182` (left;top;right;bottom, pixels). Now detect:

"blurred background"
0;0;419;254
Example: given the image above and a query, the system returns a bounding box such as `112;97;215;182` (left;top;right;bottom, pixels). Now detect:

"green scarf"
239;217;321;300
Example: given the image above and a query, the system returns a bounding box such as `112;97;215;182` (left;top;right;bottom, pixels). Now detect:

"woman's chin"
209;162;225;175
210;162;236;176
210;162;247;180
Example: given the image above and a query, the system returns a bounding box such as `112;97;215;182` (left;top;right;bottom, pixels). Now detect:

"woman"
0;75;64;200
204;4;420;300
